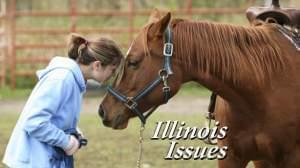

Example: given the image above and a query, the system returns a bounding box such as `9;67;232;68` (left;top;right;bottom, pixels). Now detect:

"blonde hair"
67;33;123;66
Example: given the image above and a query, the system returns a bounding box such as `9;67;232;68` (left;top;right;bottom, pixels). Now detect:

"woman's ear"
91;61;102;70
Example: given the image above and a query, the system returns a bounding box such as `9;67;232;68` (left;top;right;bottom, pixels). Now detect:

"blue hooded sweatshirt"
3;56;86;168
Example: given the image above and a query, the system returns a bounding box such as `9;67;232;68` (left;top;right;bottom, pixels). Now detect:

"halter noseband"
107;26;174;124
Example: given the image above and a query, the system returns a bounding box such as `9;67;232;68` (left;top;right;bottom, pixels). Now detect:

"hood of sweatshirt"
36;56;86;92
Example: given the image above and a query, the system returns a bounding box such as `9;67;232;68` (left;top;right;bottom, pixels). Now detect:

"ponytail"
67;33;124;66
67;33;87;61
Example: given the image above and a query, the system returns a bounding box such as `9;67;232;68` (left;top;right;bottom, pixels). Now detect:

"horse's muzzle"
98;104;105;119
98;105;111;126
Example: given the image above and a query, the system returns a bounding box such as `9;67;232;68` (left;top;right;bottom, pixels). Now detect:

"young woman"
2;33;123;168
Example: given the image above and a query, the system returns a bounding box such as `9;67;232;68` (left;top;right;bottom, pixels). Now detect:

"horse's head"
99;10;185;129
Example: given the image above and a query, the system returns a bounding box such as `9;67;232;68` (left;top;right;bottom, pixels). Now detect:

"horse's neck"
173;22;286;96
181;57;256;113
172;22;273;105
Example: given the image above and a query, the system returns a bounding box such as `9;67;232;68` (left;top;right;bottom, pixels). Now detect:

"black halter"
107;26;174;124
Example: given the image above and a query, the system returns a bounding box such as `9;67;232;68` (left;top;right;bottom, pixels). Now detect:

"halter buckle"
163;43;173;57
159;69;168;78
162;86;170;92
125;97;138;110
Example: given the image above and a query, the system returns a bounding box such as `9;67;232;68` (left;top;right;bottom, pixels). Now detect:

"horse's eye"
127;60;139;68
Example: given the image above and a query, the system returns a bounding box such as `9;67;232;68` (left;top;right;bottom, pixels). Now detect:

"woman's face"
92;61;117;83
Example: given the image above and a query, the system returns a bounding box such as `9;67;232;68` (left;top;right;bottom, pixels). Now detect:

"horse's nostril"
98;105;105;118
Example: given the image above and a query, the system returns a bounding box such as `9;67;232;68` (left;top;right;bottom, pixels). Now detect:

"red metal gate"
3;0;255;88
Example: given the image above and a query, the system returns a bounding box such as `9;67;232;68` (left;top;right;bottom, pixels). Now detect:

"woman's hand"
63;135;80;156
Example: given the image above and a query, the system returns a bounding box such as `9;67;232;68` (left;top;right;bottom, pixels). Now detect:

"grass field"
0;112;218;168
0;111;256;168
0;84;255;168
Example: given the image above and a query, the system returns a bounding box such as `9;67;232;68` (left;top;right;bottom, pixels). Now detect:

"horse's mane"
114;19;289;88
170;20;288;86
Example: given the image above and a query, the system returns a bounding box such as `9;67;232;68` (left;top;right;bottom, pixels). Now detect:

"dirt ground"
0;96;210;115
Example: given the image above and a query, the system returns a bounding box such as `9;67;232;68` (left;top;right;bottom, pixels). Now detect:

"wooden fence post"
128;0;134;47
70;0;77;33
186;0;193;19
0;0;7;87
8;0;16;88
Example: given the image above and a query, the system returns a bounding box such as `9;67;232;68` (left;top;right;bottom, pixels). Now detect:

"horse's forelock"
114;58;125;87
113;25;152;87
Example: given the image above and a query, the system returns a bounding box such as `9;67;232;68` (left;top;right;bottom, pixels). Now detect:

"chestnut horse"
99;10;300;168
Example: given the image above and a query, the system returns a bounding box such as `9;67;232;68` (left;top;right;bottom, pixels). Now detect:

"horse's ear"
148;12;171;37
148;8;162;24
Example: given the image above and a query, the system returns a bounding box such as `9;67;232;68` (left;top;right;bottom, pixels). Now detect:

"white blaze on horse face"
126;43;133;58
